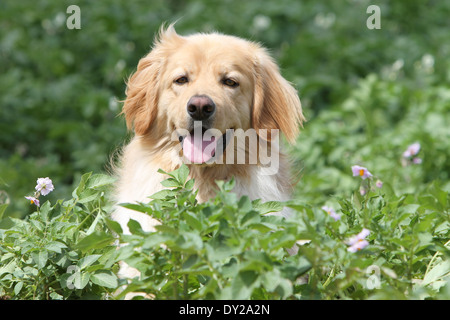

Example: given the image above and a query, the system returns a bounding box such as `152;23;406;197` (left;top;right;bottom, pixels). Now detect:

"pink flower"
402;143;420;158
375;180;383;188
412;157;422;164
347;228;370;252
351;165;373;180
35;177;54;196
25;196;40;207
321;206;341;221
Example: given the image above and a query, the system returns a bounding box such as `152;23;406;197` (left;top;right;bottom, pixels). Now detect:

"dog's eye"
222;78;239;88
174;76;189;85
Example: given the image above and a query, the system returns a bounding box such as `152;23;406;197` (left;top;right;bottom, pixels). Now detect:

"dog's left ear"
252;50;305;143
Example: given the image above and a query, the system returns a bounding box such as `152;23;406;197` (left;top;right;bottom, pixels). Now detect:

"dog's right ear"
122;24;182;136
121;53;160;136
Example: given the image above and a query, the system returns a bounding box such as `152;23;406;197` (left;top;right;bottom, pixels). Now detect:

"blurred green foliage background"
1;0;449;218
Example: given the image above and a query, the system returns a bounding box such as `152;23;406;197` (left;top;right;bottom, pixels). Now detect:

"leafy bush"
0;173;118;299
110;165;311;300
0;0;449;300
3;164;447;300
112;166;450;300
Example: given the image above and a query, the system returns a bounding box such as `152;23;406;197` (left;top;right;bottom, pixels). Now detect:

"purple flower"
351;165;373;180
35;177;54;196
375;180;383;188
347;228;370;252
402;143;420;158
25;196;40;207
321;205;341;221
412;157;422;164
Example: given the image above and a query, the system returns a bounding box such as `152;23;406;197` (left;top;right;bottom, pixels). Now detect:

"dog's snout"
187;95;216;120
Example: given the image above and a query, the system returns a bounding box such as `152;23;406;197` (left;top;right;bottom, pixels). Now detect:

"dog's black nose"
187;95;216;120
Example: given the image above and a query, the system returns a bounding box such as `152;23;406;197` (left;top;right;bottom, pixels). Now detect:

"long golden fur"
112;24;304;235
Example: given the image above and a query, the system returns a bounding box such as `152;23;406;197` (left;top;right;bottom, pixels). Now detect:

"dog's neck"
130;132;293;203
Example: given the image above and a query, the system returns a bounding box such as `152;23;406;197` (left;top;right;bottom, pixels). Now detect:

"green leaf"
429;182;448;209
38;201;52;221
174;164;190;185
1;252;14;263
0;203;8;220
280;257;312;280
274;278;293;299
0;260;16;277
185;179;195;190
76;231;114;251
254;201;284;215
45;241;67;253
155;225;179;235
119;202;153;214
423;259;450;285
157;168;169;175
104;218;123;234
77;189;99;204
73;172;92;198
205;243;241;261
77;254;102;270
216;177;235;192
0;217;16;230
240;251;273;271
231;270;259;299
86;215;102;237
182;254;200;270
90;270;118;288
114;245;135;261
183;211;203;231
160;178;181;188
30;219;44;231
158;164;189;185
14;281;23;296
240;210;260;227
127;219;146;235
238;196;252;213
419;195;442;211
149;189;177;200
86;173;116;190
49;292;63;300
262;269;289;295
31;250;48;269
175;232;203;251
73;271;90;289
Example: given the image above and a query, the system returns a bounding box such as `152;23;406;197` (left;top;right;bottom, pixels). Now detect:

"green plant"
74;164;449;300
1;165;449;300
0;173;118;299
1;0;449;301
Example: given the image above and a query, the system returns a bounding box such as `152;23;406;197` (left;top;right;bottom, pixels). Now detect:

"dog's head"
122;24;304;164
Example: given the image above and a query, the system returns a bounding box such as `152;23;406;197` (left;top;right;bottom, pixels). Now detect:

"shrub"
0;173;118;299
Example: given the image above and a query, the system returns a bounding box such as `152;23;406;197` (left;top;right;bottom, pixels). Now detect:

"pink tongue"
182;134;216;163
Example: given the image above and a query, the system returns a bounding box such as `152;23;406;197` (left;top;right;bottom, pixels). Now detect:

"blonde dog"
112;24;304;244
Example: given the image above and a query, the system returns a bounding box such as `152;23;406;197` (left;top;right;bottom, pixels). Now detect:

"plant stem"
322;266;335;288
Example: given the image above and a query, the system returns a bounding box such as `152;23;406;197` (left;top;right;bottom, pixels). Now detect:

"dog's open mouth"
179;127;233;164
